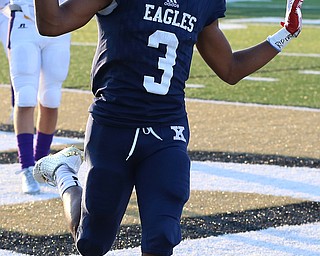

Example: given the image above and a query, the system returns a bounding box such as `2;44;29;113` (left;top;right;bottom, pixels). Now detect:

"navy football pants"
76;115;190;256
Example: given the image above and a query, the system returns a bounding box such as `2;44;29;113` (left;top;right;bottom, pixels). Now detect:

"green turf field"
226;0;319;19
0;0;319;108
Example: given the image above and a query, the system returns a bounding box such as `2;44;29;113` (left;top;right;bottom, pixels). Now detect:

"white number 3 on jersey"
143;30;179;95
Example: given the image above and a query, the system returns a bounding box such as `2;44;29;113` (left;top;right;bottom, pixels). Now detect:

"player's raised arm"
196;0;303;85
34;0;113;36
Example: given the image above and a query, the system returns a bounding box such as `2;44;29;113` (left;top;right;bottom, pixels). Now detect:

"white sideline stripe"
186;83;205;88
71;42;96;46
244;76;278;82
299;70;320;75
282;53;320;58
220;23;247;30
61;87;92;94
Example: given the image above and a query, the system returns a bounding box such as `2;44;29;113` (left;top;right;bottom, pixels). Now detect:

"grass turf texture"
226;0;320;19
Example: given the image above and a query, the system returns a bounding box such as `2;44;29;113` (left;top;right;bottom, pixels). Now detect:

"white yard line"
299;70;320;75
243;76;278;82
282;53;320;58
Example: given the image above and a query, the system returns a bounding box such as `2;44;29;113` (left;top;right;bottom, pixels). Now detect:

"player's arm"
196;21;278;85
197;21;278;84
196;0;303;85
34;0;113;36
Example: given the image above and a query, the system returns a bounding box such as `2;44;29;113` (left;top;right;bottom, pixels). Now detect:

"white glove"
267;0;304;52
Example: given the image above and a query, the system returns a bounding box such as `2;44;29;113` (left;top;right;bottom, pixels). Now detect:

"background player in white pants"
8;0;71;194
0;0;14;122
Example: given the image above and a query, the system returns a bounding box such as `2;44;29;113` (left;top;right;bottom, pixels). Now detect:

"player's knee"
76;231;114;256
142;217;181;256
76;214;116;256
39;87;62;108
76;238;107;256
15;85;37;107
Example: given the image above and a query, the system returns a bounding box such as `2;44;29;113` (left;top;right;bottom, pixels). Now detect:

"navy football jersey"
90;0;226;127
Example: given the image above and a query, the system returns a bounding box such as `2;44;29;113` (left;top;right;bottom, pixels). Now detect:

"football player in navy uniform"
33;0;303;255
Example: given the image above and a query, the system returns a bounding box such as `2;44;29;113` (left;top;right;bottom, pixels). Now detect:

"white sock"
55;164;81;197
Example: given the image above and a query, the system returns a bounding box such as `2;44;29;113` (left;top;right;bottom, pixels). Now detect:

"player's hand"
280;0;303;37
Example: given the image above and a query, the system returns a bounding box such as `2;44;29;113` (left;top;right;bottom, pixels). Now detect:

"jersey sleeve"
204;0;226;27
98;0;119;15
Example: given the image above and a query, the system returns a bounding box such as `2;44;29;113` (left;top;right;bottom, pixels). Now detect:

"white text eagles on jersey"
143;3;197;33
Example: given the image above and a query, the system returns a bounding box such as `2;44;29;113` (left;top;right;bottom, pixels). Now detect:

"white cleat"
33;146;83;186
16;166;40;194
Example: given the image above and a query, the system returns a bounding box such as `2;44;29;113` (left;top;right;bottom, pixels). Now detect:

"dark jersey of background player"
90;0;226;127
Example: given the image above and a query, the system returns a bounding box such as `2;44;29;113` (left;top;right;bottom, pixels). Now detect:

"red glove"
281;0;303;37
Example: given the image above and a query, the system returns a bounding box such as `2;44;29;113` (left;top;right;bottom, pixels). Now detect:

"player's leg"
76;115;135;256
33;146;84;238
34;104;57;161
61;186;83;238
136;120;191;256
14;106;35;134
8;12;41;194
137;149;190;256
35;33;70;161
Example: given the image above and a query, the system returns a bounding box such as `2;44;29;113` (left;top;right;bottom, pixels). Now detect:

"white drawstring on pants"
126;127;163;161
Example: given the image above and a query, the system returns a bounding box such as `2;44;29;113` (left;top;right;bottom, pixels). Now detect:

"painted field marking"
299;70;320;75
244;76;278;82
